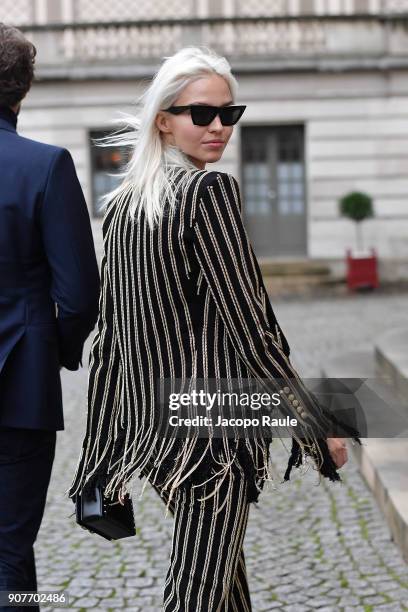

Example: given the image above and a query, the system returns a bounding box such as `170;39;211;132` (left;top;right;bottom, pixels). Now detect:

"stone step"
321;349;408;563
258;258;331;277
375;328;408;413
258;258;340;298
262;274;341;299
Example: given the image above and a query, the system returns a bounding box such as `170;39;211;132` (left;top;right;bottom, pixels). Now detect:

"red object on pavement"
346;248;379;291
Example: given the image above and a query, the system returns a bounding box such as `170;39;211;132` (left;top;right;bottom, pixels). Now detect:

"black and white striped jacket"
67;168;355;513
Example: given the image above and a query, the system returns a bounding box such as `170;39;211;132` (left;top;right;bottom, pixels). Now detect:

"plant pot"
346;247;379;291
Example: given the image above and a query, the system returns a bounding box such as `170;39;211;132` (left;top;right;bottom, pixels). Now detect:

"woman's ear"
155;111;172;134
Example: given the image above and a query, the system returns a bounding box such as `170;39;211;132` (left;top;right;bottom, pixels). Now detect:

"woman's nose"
208;114;223;130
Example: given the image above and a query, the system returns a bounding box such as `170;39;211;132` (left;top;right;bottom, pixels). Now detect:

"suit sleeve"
192;171;331;436
40;148;100;370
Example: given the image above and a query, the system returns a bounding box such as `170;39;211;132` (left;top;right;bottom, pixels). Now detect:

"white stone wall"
3;0;408;25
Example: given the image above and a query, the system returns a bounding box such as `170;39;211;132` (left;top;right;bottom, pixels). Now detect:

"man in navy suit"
0;23;100;609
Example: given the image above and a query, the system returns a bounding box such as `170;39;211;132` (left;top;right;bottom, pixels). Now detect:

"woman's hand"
326;437;348;469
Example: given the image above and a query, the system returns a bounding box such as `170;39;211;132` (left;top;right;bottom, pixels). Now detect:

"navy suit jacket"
0;106;100;431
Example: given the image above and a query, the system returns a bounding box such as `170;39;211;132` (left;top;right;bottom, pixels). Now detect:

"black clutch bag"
75;482;136;541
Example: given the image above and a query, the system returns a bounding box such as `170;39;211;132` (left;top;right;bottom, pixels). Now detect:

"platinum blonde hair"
97;46;238;230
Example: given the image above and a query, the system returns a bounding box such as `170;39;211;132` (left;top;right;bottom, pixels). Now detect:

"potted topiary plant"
338;191;379;290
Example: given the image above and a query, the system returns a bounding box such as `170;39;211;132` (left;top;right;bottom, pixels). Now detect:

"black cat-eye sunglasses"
162;104;246;126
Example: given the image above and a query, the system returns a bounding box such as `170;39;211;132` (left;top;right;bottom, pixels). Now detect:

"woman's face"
156;74;234;169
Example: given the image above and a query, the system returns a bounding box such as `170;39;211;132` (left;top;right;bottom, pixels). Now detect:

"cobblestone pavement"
36;287;408;611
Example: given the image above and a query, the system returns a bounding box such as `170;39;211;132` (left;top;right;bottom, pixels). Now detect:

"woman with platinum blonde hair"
67;45;360;610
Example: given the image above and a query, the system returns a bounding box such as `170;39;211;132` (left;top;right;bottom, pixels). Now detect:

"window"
90;130;130;218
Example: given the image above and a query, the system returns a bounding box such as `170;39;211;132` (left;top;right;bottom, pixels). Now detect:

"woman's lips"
202;141;224;148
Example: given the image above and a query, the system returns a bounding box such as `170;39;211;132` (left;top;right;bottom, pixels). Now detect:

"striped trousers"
143;458;253;612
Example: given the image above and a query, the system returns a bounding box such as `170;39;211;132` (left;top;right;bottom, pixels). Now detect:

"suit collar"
0;106;18;133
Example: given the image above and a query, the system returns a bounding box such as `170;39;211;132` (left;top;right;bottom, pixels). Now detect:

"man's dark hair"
0;23;36;107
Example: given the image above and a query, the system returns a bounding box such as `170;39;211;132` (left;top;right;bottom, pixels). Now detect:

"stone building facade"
1;0;408;271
